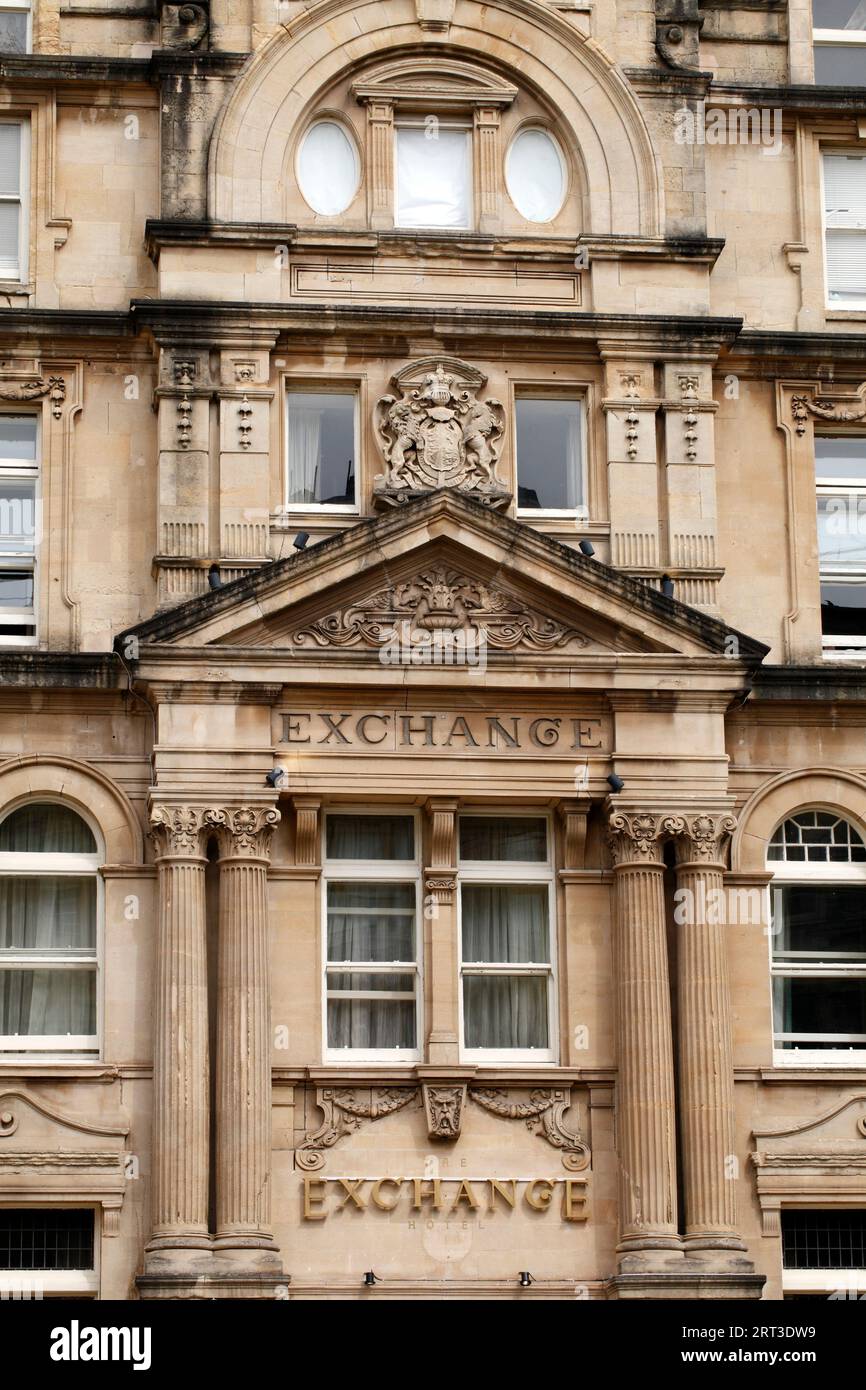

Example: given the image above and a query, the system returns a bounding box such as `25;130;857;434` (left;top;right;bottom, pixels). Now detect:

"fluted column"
208;806;280;1259
608;810;683;1255
146;805;211;1252
674;814;746;1252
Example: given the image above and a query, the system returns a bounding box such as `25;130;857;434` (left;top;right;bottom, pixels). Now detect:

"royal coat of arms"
374;358;508;506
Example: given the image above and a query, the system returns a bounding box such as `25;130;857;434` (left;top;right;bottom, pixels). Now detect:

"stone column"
607;810;683;1257
146;805;212;1256
425;799;459;1065
208;805;281;1262
674;813;746;1252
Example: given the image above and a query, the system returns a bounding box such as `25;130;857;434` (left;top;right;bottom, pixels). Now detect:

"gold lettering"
338;1178;368;1210
451;1180;480;1211
371;1178;403;1211
411;1178;443;1211
487;1179;516;1212
525;1179;555;1211
563;1178;587;1222
303;1175;327;1220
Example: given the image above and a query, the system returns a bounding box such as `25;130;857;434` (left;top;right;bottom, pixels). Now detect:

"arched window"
0;803;100;1053
768;810;866;1061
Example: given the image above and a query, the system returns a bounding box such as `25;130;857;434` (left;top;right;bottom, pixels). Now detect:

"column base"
684;1232;749;1253
136;1270;289;1301
606;1272;766;1301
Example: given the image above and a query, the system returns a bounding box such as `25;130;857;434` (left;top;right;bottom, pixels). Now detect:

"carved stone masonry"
607;810;686;866
374;358;507;506
291;565;588;653
148;804;211;858
469;1088;591;1170
423;1083;467;1139
205;806;280;859
674;812;737;868
0;375;66;419
792;389;866;437
655;0;704;74
296;1087;419;1170
237;395;253;450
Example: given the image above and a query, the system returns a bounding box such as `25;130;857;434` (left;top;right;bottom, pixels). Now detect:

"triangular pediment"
117;491;767;669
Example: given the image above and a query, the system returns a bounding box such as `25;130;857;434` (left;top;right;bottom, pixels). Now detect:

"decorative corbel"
655;0;704;74
422;1083;467;1139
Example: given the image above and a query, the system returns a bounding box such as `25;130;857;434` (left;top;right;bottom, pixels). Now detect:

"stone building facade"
0;0;865;1301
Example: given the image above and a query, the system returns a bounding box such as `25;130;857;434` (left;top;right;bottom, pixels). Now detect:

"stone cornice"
0;652;122;690
0;51;246;85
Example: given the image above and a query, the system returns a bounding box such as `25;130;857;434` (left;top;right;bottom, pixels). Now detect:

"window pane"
773;885;866;956
0;804;96;853
325;814;414;860
0;877;96;952
0;567;32;608
328;971;415;992
782;1209;866;1271
773;975;866;1045
821;581;866;635
0;123;20;197
462;884;549;962
0;12;26;53
0;1211;94;1271
463;974;548;1049
826;230;866;302
0;478;35;554
0;200;19;275
814;45;866;84
506;129;565;223
515;398;583;509
327;995;415;1049
395;127;470;229
459;816;547;862
0;968;96;1037
815;436;866;481
0;414;36;461
297;121;358;217
286;391;355;506
813;0;866;27
327;882;415;961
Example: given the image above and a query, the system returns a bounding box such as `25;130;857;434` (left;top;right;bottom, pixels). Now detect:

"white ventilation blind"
824;153;866;305
0;123;22;279
395;126;471;229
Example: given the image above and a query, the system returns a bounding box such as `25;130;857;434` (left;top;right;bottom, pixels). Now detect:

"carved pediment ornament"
291;565;587;653
792;388;866;436
374;360;508;506
296;1085;590;1169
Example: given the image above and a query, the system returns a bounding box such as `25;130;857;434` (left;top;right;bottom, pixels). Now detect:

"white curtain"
462;885;549;1049
327;879;416;1049
287;404;322;504
326;814;414;861
0;805;96;1039
395;127;470;229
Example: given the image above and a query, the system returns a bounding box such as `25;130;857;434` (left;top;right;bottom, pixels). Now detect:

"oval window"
505;128;566;223
297;121;359;216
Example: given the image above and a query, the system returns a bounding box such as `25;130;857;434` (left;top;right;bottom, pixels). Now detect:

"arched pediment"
349;55;520;107
208;0;662;236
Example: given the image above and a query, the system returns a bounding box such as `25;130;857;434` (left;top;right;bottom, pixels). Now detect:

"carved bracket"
468;1087;591;1170
159;0;209;50
296;1087;419;1170
655;0;704;74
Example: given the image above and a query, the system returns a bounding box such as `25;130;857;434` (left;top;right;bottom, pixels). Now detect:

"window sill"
0;1058;113;1077
826;310;866;321
772;1049;866;1067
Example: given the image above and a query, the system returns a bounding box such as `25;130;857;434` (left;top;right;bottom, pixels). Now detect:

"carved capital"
148;804;211;859
607;810;685;867
425;872;457;905
422;1083;467;1139
205;805;280;860
673;812;737;868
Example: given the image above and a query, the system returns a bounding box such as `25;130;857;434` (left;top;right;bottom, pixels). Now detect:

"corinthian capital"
204;805;280;860
148;804;211;858
673;813;737;868
607;810;685;867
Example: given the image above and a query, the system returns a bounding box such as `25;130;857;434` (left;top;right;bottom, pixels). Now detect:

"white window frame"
514;393;588;520
815;434;866;657
820;149;866;312
0;0;32;55
768;813;866;1067
0;800;102;1056
393;119;473;232
321;809;422;1064
283;384;359;515
0;117;28;284
0;410;39;648
457;811;557;1065
0;1204;99;1297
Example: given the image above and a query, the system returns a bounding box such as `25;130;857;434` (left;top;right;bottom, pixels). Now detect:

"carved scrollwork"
655;0;704;74
469;1087;590;1170
204;805;280;859
374;358;507;504
296;1087;419;1170
160;0;209;50
291;565;587;654
674;812;737;867
148;804;210;858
